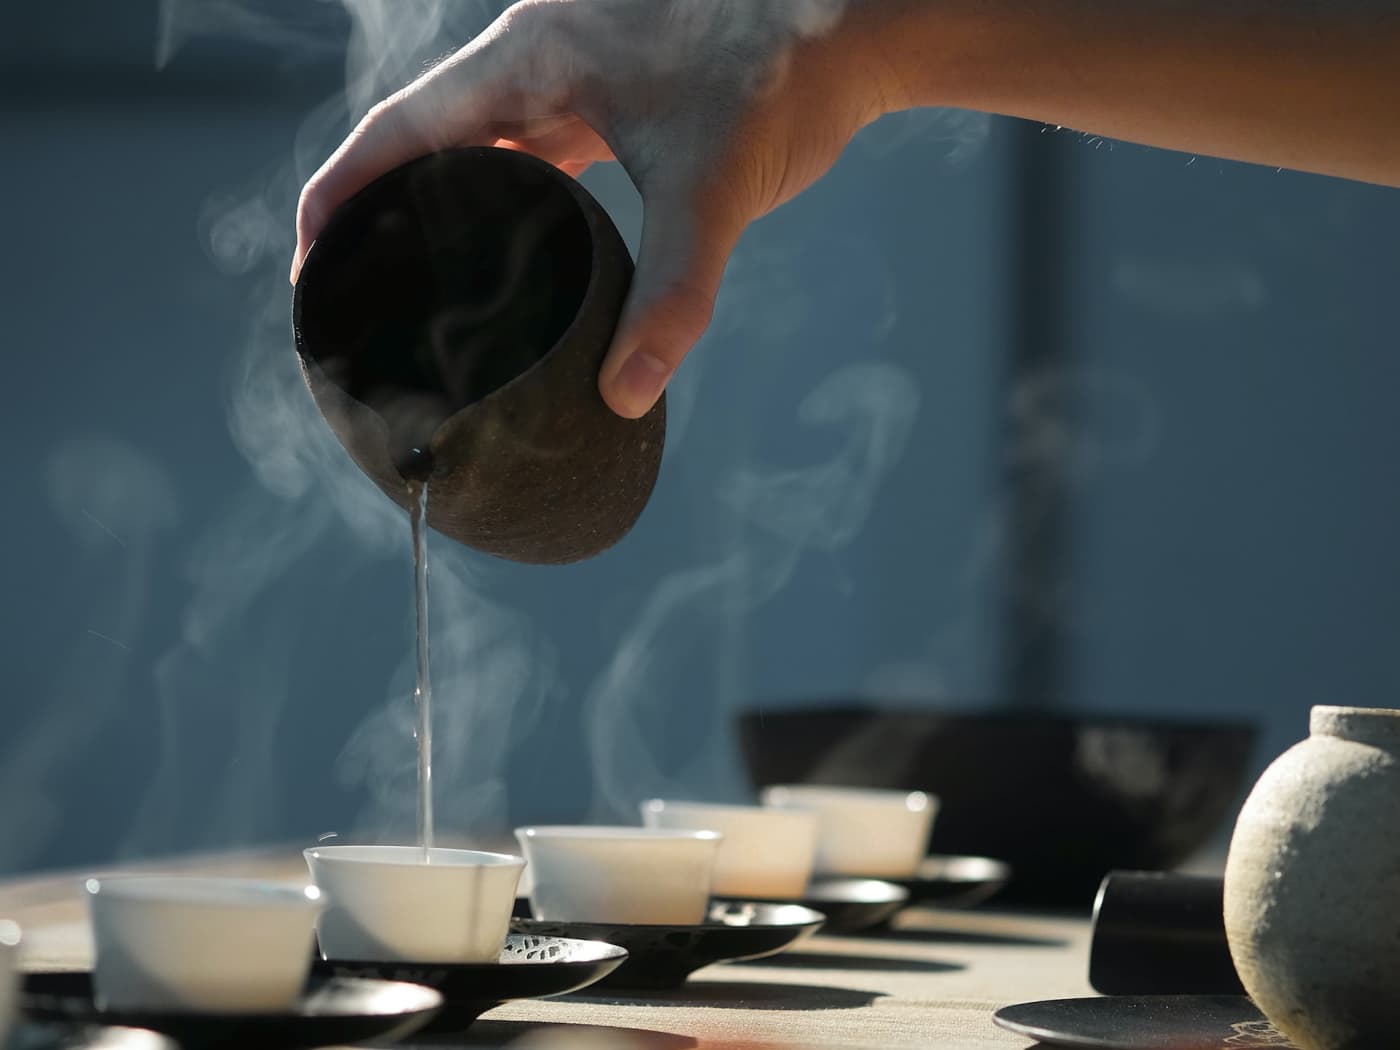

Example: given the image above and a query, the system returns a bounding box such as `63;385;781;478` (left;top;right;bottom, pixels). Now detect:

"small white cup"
516;826;721;925
0;920;20;1040
640;800;817;900
761;785;938;878
86;876;322;1013
305;845;524;963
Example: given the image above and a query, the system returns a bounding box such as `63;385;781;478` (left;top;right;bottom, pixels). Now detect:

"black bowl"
755;879;909;935
886;854;1012;910
511;900;824;989
20;973;440;1050
736;704;1256;905
314;933;627;1034
7;1021;175;1050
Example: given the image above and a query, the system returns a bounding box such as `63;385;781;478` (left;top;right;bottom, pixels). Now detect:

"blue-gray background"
4;1;1399;875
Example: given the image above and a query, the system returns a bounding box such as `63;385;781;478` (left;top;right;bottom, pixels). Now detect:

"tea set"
35;139;1380;1049
2;785;995;1048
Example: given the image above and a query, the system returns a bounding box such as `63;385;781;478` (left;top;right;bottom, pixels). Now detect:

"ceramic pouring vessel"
293;146;665;564
1224;705;1400;1050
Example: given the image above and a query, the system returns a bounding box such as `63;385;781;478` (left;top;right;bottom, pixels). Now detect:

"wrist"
840;0;1010;119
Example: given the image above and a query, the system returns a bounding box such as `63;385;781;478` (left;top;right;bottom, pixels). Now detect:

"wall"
0;2;1008;873
3;2;1398;877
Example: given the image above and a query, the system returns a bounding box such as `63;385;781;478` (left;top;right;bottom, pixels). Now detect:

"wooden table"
0;851;1094;1049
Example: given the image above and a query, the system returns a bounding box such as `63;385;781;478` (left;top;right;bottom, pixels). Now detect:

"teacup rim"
515;825;723;843
84;874;323;909
641;798;817;822
303;844;525;868
762;785;935;812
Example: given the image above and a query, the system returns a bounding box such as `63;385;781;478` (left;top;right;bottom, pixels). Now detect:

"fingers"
291;29;513;282
598;181;748;419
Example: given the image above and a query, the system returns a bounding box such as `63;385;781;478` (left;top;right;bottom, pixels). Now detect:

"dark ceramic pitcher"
292;146;666;564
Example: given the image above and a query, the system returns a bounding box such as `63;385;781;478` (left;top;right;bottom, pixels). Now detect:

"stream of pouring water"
410;481;434;858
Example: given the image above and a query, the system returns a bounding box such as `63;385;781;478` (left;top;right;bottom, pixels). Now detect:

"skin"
291;0;1400;420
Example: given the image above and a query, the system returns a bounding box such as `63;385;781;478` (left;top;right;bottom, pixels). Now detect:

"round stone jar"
1224;705;1400;1050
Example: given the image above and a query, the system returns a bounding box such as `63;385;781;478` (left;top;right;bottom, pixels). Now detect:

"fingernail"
611;351;671;418
289;251;302;286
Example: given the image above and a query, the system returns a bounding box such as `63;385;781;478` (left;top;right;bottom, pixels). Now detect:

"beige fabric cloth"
0;853;1093;1049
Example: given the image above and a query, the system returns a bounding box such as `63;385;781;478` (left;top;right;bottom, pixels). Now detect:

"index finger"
290;35;510;282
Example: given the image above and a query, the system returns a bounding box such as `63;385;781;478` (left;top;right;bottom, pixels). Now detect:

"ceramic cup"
0;920;19;1040
761;785;938;878
305;845;524;963
85;876;323;1012
639;800;818;899
515;826;722;925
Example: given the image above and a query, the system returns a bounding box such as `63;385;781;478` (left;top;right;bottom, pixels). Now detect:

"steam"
586;362;920;818
721;363;920;550
119;0;952;855
121;0;550;853
336;543;559;839
860;107;992;166
199;192;280;276
0;440;180;869
1113;258;1267;316
156;0;342;69
861;364;1165;703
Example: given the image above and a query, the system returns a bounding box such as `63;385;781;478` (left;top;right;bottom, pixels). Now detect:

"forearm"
850;0;1400;187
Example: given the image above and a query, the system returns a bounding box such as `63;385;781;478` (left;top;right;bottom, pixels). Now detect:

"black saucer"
314;933;627;1033
993;995;1298;1049
512;900;824;989
20;973;441;1050
8;1022;175;1050
768;879;909;934
886;855;1011;909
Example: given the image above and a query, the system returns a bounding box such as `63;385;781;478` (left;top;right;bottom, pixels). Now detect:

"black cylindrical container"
1089;870;1243;996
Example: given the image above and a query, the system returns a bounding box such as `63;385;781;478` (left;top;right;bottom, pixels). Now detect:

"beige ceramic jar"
1223;705;1400;1050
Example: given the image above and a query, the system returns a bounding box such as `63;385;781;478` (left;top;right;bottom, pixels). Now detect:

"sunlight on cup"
86;876;321;1012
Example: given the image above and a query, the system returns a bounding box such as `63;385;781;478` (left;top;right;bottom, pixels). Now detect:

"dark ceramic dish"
993;995;1296;1049
293;146;665;564
762;879;910;935
511;900;824;989
19;973;440;1050
885;854;1012;910
313;933;627;1034
737;704;1257;905
7;1023;174;1050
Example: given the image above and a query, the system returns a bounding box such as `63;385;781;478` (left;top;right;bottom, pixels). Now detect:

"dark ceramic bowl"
756;879;909;935
736;704;1256;906
313;933;627;1034
293;146;665;564
20;972;441;1050
511;900;824;989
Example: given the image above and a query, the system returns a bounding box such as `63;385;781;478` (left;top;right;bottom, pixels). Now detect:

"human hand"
291;0;893;418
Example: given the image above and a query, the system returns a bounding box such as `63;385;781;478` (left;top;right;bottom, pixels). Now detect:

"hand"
291;0;891;418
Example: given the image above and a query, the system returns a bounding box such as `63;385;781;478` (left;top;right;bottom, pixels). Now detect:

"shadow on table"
730;951;964;974
578;981;886;1012
879;923;1068;950
438;1019;698;1048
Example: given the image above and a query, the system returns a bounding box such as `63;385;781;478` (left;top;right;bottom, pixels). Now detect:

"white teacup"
761;785;938;878
0;920;19;1040
640;800;817;899
86;876;322;1012
305;845;524;963
516;826;721;925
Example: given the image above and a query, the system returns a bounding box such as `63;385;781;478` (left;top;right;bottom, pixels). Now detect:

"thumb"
598;183;746;419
